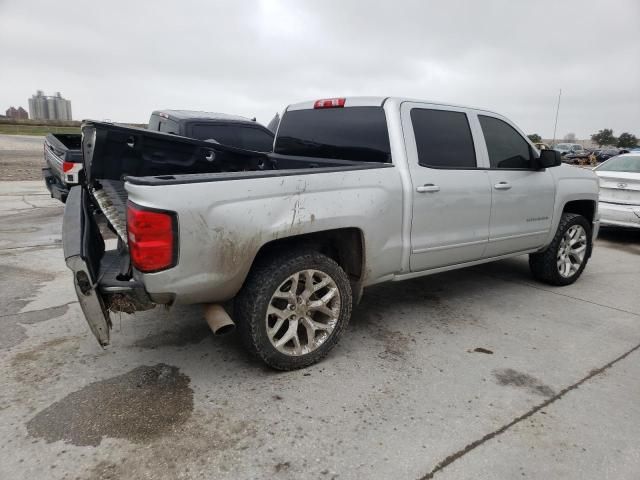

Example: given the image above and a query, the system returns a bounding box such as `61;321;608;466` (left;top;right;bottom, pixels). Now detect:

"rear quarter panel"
126;167;404;304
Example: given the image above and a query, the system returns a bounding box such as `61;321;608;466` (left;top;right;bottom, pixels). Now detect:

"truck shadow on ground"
114;228;638;362
353;257;532;323
597;227;640;255
119;260;524;366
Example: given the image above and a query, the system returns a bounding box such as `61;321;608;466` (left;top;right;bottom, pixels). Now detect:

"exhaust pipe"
204;304;235;335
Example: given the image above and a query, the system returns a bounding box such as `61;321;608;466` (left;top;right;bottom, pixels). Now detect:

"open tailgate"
63;186;111;345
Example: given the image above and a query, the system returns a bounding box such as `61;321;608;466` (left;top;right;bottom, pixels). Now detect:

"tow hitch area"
63;187;156;345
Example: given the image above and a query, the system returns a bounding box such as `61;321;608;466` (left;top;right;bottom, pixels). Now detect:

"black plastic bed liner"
92;179;128;243
82;120;270;182
81;120;394;187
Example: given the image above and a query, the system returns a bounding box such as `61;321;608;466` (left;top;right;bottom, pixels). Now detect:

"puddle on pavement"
0;303;71;350
27;364;193;446
10;335;80;386
371;325;412;360
493;368;555;397
85;409;257;480
0;264;56;316
12;336;75;364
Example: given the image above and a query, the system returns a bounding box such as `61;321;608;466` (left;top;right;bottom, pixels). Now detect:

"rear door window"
148;114;161;131
479;115;532;169
410;109;477;168
158;119;179;135
274;107;391;162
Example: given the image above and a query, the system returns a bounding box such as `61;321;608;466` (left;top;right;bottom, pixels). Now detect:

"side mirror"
538;149;562;168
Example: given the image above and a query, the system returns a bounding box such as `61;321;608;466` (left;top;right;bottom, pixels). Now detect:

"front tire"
235;249;352;370
529;212;592;286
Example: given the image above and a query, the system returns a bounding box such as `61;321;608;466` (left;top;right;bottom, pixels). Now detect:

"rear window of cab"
274;107;391;163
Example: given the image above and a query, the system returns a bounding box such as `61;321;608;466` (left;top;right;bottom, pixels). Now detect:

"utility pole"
552;88;562;146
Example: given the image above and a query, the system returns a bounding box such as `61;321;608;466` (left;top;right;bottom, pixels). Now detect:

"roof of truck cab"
286;97;388;111
286;96;498;115
152;110;256;123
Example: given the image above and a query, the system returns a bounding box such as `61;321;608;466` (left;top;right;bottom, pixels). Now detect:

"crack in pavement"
20;195;39;208
418;341;640;479
0;193;51;196
0;300;78;319
0;243;62;252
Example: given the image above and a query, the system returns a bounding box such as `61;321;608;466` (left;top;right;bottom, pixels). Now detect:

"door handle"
416;184;440;193
494;182;512;190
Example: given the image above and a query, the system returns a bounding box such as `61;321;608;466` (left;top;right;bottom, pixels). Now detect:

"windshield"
555;144;571;150
596;155;640;172
274;107;391;162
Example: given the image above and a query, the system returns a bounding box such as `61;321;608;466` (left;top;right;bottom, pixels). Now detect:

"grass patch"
0;124;80;136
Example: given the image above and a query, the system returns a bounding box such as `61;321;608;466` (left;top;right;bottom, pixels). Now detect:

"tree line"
527;130;638;148
590;129;637;148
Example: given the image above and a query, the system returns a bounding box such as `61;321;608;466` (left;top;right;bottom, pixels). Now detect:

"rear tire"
529;212;592;286
235;249;352;370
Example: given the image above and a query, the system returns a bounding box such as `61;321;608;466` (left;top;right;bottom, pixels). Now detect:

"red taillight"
62;161;75;172
127;202;177;273
313;98;346;109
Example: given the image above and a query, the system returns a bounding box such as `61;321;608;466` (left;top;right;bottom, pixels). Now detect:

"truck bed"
82;121;383;182
82;121;391;236
82;121;271;182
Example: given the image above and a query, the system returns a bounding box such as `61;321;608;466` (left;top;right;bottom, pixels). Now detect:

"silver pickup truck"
63;96;600;370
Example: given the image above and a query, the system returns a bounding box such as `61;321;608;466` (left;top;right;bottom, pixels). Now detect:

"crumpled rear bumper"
63;187;154;346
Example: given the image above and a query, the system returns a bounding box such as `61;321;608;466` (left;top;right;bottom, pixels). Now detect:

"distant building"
28;90;72;121
5;106;29;120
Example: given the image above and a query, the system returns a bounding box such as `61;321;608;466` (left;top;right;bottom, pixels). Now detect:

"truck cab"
147;110;274;152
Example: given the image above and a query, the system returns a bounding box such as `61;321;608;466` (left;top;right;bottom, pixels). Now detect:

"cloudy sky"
1;0;638;138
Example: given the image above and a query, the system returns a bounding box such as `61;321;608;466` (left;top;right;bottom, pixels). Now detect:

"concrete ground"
1;180;639;480
0;135;45;180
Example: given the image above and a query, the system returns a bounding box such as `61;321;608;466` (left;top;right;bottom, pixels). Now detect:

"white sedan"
594;153;640;228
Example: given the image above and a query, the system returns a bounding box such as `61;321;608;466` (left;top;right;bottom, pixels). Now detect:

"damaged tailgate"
63;186;111;345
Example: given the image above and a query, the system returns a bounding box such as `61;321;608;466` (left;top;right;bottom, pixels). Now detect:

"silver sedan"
594;153;640;229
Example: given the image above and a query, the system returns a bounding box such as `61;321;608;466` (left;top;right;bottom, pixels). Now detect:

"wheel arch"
562;199;596;224
249;228;366;303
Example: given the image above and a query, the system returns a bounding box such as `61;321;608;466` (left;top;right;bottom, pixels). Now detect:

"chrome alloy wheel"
557;224;587;278
266;269;341;356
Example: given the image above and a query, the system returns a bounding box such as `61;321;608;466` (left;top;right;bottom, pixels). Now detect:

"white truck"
63;97;600;370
